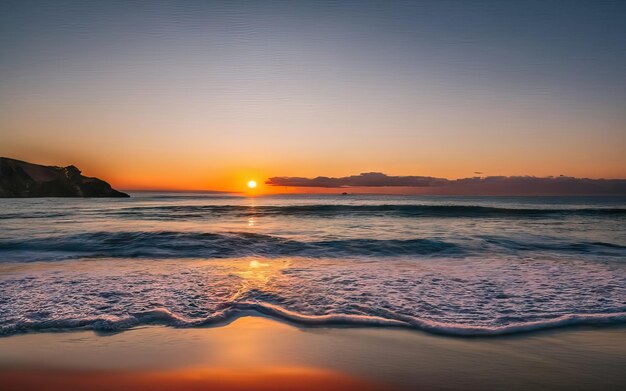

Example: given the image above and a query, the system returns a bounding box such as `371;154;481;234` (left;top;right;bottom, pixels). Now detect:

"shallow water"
1;193;625;335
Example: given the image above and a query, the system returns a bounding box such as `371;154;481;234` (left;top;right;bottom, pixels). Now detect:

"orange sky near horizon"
2;143;625;194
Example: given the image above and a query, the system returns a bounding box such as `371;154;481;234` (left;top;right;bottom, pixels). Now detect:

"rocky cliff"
0;157;129;197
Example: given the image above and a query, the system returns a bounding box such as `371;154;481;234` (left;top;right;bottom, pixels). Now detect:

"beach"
3;1;626;389
1;316;625;390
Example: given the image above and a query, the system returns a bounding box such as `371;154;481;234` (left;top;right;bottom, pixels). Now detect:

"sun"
247;180;257;189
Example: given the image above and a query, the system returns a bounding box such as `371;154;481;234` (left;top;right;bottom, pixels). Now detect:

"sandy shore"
1;316;625;390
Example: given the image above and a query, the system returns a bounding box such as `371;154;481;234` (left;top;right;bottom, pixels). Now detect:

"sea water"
1;193;625;336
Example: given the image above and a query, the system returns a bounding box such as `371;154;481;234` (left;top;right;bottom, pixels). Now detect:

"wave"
480;236;626;255
2;303;625;337
0;231;460;260
1;230;623;261
2;204;623;222
0;211;75;220
110;204;626;220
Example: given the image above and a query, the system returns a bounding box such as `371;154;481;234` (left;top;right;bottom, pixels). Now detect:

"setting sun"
247;180;257;189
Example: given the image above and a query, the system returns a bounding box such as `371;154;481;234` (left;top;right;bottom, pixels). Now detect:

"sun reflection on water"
228;259;288;302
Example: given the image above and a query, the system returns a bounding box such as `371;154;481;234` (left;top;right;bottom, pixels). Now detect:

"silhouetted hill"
0;157;129;198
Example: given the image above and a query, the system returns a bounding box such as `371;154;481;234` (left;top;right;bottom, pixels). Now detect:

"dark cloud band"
266;172;626;195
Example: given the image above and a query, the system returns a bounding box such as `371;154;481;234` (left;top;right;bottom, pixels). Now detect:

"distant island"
0;157;129;198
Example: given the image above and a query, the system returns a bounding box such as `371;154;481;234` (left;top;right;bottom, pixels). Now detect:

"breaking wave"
2;303;625;337
1;231;624;261
0;231;460;261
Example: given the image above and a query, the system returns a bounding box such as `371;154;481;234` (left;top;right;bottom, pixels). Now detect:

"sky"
1;0;625;193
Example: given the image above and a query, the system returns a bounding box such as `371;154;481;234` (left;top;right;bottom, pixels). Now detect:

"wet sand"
1;316;625;390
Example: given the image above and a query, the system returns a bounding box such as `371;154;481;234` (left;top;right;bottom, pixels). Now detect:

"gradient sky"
1;0;625;192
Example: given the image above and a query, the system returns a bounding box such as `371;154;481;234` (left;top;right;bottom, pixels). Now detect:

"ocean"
1;193;625;336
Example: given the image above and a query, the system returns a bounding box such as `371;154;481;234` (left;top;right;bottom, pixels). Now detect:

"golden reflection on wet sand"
1;317;625;390
0;367;387;391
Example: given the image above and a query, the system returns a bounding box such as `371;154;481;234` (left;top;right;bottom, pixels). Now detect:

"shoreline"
1;316;625;390
2;305;626;339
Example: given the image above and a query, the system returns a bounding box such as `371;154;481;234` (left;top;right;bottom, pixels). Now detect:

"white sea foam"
1;256;625;336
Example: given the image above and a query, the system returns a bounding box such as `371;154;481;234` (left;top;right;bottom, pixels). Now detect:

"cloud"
265;173;626;195
265;172;445;188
